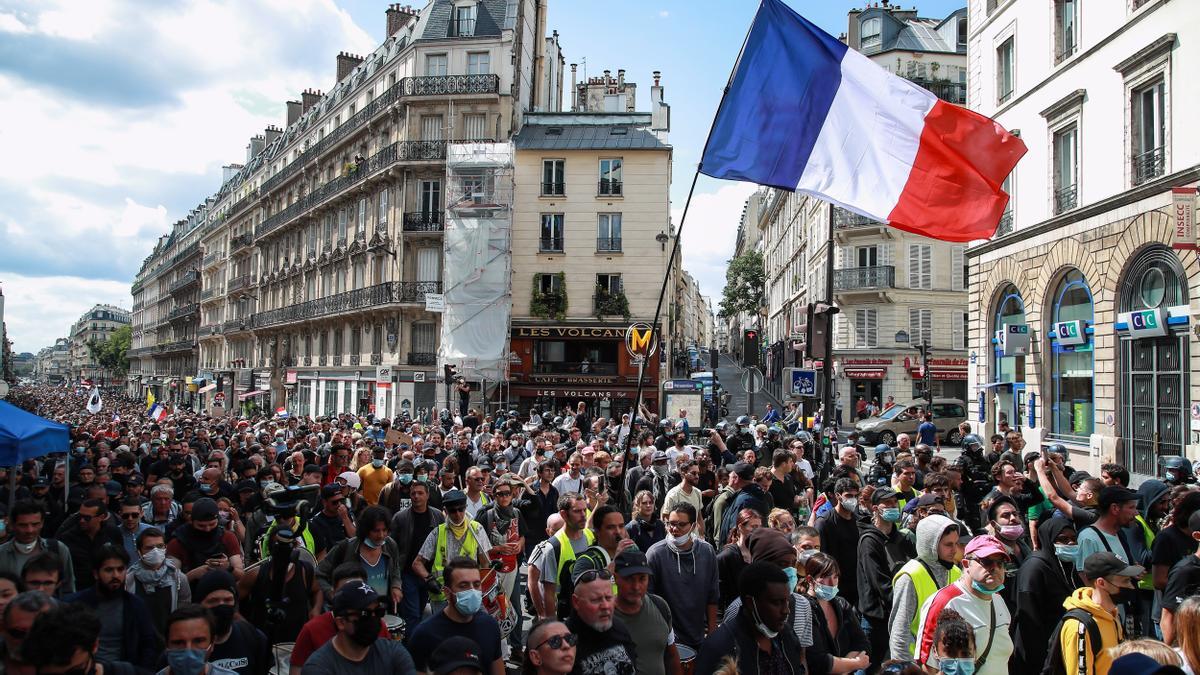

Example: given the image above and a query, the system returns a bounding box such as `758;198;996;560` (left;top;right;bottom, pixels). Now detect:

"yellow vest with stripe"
554;528;595;584
259;521;317;560
431;521;486;601
893;558;962;653
1134;515;1156;591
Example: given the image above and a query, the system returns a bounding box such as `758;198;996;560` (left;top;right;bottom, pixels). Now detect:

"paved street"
714;352;782;423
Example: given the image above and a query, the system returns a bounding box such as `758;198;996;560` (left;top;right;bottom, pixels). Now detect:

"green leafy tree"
719;251;766;320
86;325;132;377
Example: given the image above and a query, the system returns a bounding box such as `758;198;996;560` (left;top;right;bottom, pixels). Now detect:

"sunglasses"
494;491;512;498
121;512;141;520
574;569;613;584
445;505;466;513
535;632;578;650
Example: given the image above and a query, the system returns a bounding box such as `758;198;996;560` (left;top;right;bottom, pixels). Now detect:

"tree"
86;325;132;378
718;251;766;320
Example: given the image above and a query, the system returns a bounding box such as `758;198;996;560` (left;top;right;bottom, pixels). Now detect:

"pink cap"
964;534;1010;560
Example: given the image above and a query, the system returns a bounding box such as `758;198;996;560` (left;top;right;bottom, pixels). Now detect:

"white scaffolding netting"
438;142;513;384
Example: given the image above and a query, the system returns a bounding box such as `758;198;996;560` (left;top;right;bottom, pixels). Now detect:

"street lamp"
655;231;669;251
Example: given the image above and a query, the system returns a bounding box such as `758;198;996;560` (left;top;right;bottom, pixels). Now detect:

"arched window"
993;285;1025;383
1049;270;1093;439
991;285;1026;430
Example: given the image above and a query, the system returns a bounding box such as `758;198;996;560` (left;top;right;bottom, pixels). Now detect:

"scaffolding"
439;142;514;411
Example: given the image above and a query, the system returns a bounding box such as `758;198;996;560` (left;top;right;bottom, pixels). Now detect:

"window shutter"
839;244;853;269
866;309;877;347
908;246;920;288
855;309;867;348
880;242;894;267
952;246;965;291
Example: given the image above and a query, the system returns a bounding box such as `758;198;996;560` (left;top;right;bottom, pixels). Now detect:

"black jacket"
64;587;160;670
696;607;805;675
806;594;868;675
1013;517;1080;673
390;506;444;571
856;523;916;621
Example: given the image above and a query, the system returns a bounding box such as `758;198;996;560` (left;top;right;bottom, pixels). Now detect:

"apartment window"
307;223;317;255
452;3;477;37
854;309;878;348
599;158;623;195
337;208;348;244
910;308;933;346
542;159;565;195
1053;125;1078;214
598;213;622;252
952;246;965;291
353;260;365;288
372;256;384;284
957;16;967;49
540;214;564;252
861;17;882;52
1132;79;1166;185
333;329;344;358
350;326;362;356
357;198;367;236
377;188;389;227
372;323;383;356
908;244;932;289
997;38;1015;103
426;54;448;77
537;273;562;294
467;52;491;75
597;273;623;295
1054;0;1077;64
420;180;442;215
421;115;443;141
856;245;878;268
463;113;487;140
952;310;969;350
412;322;437;354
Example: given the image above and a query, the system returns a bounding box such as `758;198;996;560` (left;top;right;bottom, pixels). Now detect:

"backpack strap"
975;599;997;670
1066;608;1102;673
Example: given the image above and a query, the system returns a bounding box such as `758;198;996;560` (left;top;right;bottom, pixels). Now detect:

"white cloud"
674;180;759;306
659;10;670;18
2;274;133;353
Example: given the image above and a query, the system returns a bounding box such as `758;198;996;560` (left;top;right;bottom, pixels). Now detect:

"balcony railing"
448;18;476;37
995;210;1014;237
408;352;437;366
260;74;498;196
598;179;623;196
198;325;218;337
909;79;966;105
593;292;630;318
1054;183;1078;214
202;250;223;267
403;211;444;232
1055;41;1077;65
200;287;220;301
167;303;199;321
230;233;254;254
223;318;251;333
251;281;443;329
168;270;199;294
228;274;252;294
539;237;564;253
398;281;442;303
257;140;447;239
833;206;882;229
596;237;622;252
226;189;259;220
834;265;896;292
1133;146;1165;186
541;182;565;196
159;339;195;353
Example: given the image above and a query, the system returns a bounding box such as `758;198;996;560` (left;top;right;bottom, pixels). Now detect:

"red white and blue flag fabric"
700;0;1026;242
147;403;167;422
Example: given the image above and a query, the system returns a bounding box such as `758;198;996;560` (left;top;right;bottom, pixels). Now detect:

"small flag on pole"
700;0;1026;242
147;403;167;422
146;389;156;412
86;388;103;414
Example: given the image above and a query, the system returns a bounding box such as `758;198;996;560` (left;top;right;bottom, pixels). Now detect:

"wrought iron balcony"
1133;146;1165;186
908;79;966;105
200;287;220;301
542;182;565;197
598;179;623;196
539;237;564;253
223;318;251;333
403;211;444;233
596;237;622;253
252;281;441;329
226;189;259;219
402;74;498;97
169;270;199;294
198;325;218;338
159;339;195;353
230;233;254;254
834;265;896;292
202;250;224;268
228;274;252;294
995;210;1014;237
1054;184;1078;215
398;281;442;303
833;206;883;229
167;303;199;321
408;352;437;366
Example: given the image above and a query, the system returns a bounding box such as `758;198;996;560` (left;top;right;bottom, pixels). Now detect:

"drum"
677;644;697;675
383;614;406;641
267;642;294;675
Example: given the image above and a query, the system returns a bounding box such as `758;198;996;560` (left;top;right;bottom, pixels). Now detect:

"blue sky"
0;0;965;353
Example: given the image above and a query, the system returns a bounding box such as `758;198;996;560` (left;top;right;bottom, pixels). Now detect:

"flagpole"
619;2;763;481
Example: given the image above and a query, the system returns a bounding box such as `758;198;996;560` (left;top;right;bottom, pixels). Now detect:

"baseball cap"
104;481;122;497
870;487;898;505
1108;654;1186;675
614;549;653;578
1067;470;1094;485
126;474;145;487
570;553;608;585
321;483;344;499
32;477;49;488
1083;551;1145;581
651;450;669;463
903;493;944;514
331;580;380;615
428;636;485;675
963;534;1010;561
731;461;755;480
1098;485;1139;510
442;489;467;508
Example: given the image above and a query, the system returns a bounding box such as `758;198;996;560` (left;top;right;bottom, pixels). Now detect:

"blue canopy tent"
0;400;70;512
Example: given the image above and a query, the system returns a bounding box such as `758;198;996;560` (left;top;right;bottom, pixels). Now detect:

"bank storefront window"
1049;270;1093;441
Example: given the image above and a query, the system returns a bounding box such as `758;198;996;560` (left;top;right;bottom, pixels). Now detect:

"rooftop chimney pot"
336;52;365;82
285;100;302;126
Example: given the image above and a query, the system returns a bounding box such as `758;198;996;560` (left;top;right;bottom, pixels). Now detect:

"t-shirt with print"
210;620;268;675
565;613;637;675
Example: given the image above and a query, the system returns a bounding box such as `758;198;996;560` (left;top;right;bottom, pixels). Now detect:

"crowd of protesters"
0;383;1198;675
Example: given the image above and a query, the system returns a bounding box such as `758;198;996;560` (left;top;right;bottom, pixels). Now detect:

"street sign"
625;322;658;360
413;372;426;383
1172;187;1197;251
424;293;445;312
376;366;392;383
741;367;764;394
785;368;817;398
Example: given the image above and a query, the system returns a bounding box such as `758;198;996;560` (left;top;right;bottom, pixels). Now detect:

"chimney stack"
653;70;661;87
386;4;417;37
301;88;323;113
336;52;365;82
570;63;578;111
246;135;265;163
263;125;283;146
603;69;611;85
617;69;625;87
286;100;302;126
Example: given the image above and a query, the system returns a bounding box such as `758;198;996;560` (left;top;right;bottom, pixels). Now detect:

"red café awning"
843;368;886;380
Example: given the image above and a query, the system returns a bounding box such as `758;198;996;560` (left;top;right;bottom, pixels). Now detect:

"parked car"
854;398;968;446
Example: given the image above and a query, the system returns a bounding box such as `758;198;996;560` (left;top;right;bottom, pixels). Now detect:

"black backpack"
1040;608;1102;675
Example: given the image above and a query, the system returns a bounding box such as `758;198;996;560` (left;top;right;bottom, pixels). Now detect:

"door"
1122;335;1186;476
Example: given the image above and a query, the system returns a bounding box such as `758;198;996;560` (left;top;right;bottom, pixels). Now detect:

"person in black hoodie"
1012;516;1079;673
856;487;915;673
696;561;805;675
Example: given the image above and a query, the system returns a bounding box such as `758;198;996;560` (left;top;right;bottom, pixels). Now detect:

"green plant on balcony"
594;288;630;319
343;162;359;177
530;273;567;320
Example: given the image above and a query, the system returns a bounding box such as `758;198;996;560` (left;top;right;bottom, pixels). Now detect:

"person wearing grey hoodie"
646;502;720;652
887;514;961;660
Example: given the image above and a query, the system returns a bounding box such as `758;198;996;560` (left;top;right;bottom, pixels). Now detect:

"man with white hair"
142;485;180;527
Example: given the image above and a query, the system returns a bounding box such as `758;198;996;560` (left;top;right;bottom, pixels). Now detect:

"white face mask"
141;547;167;567
750;597;779;639
670;531;693;547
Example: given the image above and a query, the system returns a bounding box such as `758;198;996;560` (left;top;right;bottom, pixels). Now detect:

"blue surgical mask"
939;657;977;675
166;648;208;675
880;507;902;523
454;588;483;615
971;580;1004;596
199;483;213;494
783;566;798;590
1055;544;1079;563
372;459;384;469
398;473;413;485
363;537;381;550
815;583;839;601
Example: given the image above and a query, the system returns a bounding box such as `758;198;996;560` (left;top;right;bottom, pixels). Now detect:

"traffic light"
743;329;759;368
443;363;457;383
805;302;839;360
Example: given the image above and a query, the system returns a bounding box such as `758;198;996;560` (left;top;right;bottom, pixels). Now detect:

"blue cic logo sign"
1122;308;1168;338
1053;320;1087;346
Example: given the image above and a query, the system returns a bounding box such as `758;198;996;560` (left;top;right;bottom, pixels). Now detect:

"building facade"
965;0;1199;475
68;304;131;386
508;70;672;419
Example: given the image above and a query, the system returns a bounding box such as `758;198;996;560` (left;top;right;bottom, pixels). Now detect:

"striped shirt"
915;581;1013;675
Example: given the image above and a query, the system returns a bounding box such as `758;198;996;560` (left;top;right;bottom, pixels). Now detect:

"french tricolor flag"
147;403;167;422
701;0;1026;242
